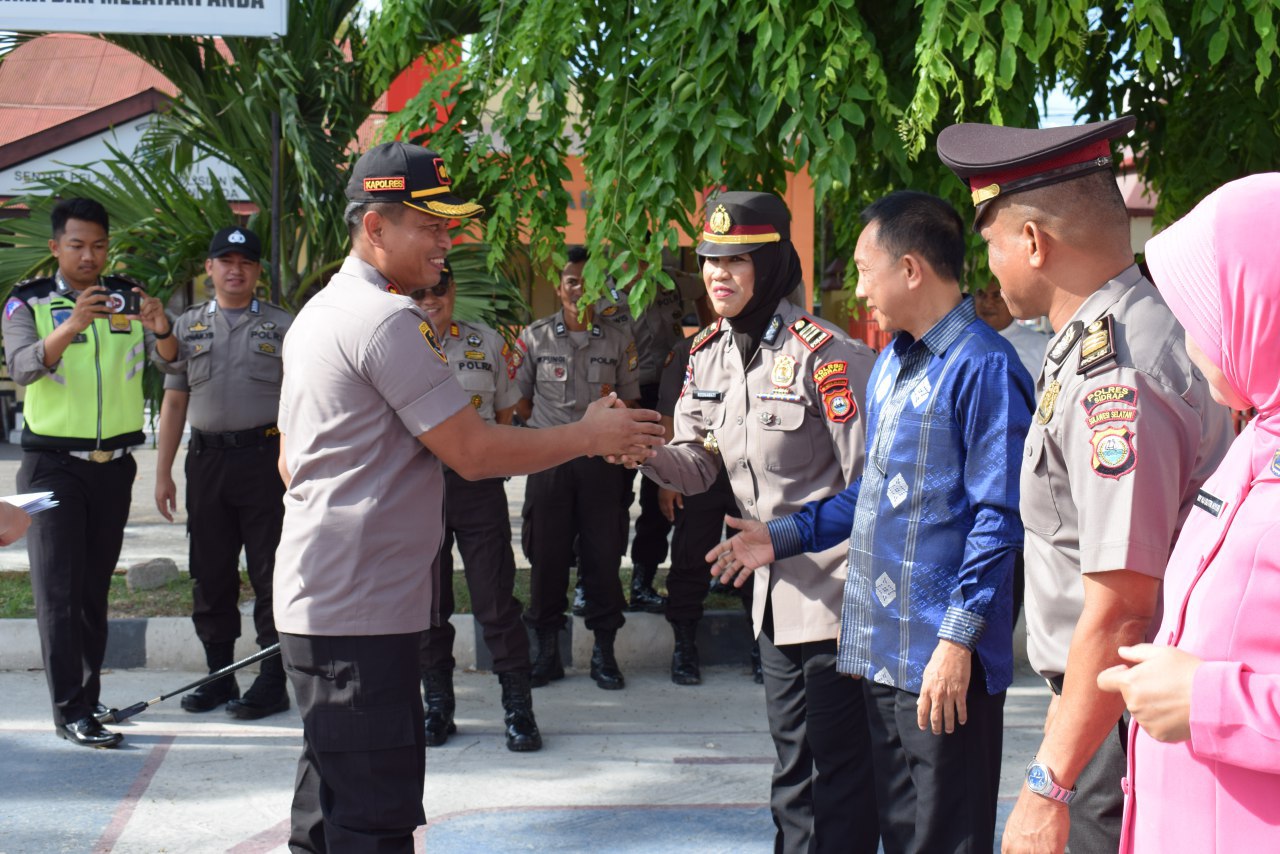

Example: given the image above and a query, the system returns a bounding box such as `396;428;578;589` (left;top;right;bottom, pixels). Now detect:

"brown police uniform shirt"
1022;265;1232;678
439;318;520;425
163;298;293;432
273;256;470;637
641;301;877;645
514;312;640;428
594;269;701;386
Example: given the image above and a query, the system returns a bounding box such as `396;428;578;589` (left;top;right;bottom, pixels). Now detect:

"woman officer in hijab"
1097;173;1280;853
634;191;880;853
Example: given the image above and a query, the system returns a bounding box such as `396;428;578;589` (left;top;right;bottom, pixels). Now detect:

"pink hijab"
1146;173;1280;444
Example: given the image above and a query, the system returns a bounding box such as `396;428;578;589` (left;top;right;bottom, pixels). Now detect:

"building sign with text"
1;0;288;38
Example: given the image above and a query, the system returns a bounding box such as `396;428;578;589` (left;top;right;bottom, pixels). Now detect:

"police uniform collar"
339;254;394;292
210;298;261;315
758;313;787;350
1061;264;1143;334
54;271;91;295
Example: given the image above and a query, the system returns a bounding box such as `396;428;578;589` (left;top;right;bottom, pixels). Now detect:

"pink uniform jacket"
1122;173;1280;853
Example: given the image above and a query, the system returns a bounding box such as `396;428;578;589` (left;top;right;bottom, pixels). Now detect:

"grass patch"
1;566;746;620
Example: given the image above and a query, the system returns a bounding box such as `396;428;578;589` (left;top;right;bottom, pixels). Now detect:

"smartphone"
104;289;142;315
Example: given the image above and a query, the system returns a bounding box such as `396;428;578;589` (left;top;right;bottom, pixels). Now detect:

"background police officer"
595;251;705;612
412;263;541;752
154;226;292;719
517;245;640;691
2;197;176;748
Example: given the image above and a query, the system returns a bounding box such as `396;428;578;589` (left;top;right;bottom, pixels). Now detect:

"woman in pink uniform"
1097;172;1280;853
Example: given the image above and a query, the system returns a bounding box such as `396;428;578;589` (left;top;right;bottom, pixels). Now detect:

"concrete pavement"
0;665;1052;854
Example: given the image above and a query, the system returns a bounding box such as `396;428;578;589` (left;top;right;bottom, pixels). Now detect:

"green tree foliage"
381;0;1280;307
0;1;530;330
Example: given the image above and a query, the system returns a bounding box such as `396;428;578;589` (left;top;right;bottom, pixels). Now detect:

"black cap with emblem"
346;142;484;220
208;226;262;262
696;191;791;257
936;116;1136;227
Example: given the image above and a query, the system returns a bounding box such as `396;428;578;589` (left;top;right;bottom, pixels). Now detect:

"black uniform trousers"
421;471;529;674
18;450;135;726
864;658;1005;854
665;466;744;623
186;436;285;647
625;382;672;567
522;455;627;633
759;601;879;854
282;631;426;854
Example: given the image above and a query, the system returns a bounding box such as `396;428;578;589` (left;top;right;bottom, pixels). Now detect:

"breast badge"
758;353;803;402
1036;380;1062;425
702;431;721;455
1089;426;1137;479
471;394;483;410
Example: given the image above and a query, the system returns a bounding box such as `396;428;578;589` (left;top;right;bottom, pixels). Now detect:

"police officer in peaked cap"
938;118;1232;854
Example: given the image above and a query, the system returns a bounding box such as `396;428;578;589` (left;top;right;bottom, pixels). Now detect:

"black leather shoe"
227;653;289;720
530;629;565;688
571;580;587;617
499;671;542;752
421;669;456;747
627;564;667;613
590;630;625;690
181;675;240;712
57;716;123;749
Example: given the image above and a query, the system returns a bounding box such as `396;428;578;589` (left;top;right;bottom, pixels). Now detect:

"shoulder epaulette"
1077;314;1118;375
690;318;723;354
789;316;833;352
11;275;53;292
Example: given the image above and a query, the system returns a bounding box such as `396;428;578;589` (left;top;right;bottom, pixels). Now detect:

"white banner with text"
2;0;288;38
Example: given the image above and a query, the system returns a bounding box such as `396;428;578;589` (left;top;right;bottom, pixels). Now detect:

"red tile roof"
0;34;176;147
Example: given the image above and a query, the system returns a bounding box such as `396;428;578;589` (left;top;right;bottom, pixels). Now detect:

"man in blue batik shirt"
711;191;1034;853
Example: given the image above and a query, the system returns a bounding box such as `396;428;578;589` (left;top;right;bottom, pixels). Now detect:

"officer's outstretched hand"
706;516;774;588
0;501;32;546
581;393;665;460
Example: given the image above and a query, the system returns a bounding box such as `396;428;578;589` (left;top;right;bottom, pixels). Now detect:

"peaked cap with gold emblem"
696;191;790;257
936;116;1136;227
346;142;484;220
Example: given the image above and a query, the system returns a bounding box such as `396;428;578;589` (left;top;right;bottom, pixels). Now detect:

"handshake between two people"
580;394;667;461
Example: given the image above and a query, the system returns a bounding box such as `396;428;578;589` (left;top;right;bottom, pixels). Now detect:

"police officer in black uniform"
154;226;293;718
412;263;541;752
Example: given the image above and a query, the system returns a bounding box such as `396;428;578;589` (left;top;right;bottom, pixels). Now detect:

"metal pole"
270;108;282;304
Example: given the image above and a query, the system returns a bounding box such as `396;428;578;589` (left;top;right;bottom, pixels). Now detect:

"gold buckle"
88;449;113;463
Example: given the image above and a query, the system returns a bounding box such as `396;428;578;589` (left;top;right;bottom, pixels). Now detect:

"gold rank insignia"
190;321;209;333
702;431;720;455
708;205;732;235
1036;379;1061;424
771;353;797;389
258;342;277;355
1077;315;1117;375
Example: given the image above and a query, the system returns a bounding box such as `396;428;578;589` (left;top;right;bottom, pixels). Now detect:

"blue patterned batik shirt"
768;297;1033;694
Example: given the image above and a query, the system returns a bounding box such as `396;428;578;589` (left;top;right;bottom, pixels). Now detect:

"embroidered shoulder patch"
1089;426;1136;479
789;317;832;352
690;319;723;354
1081;384;1139;430
420;321;447;363
4;297;23;319
823;387;857;423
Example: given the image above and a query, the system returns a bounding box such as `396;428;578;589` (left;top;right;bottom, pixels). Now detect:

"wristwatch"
1025;759;1076;805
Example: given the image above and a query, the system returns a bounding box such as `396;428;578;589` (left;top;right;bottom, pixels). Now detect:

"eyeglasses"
425;280;451;297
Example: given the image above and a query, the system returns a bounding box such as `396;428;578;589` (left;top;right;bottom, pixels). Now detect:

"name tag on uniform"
692;389;723;401
1193;488;1226;517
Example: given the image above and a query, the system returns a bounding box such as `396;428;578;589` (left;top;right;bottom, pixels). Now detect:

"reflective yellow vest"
19;276;145;449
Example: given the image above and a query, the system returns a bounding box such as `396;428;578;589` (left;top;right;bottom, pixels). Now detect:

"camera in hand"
104;289;142;315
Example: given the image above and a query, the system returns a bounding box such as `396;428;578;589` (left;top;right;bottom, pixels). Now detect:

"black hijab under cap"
696;191;803;364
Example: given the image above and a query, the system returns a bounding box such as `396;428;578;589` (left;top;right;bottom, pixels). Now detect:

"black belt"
190;424;280;451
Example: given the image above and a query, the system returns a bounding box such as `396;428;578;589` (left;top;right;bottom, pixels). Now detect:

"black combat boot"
627;564;666;613
530;629;565;688
590;629;625;690
670;620;701;685
422;668;456;747
750;640;764;684
227;648;290;720
181;641;240;712
498;671;543;752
